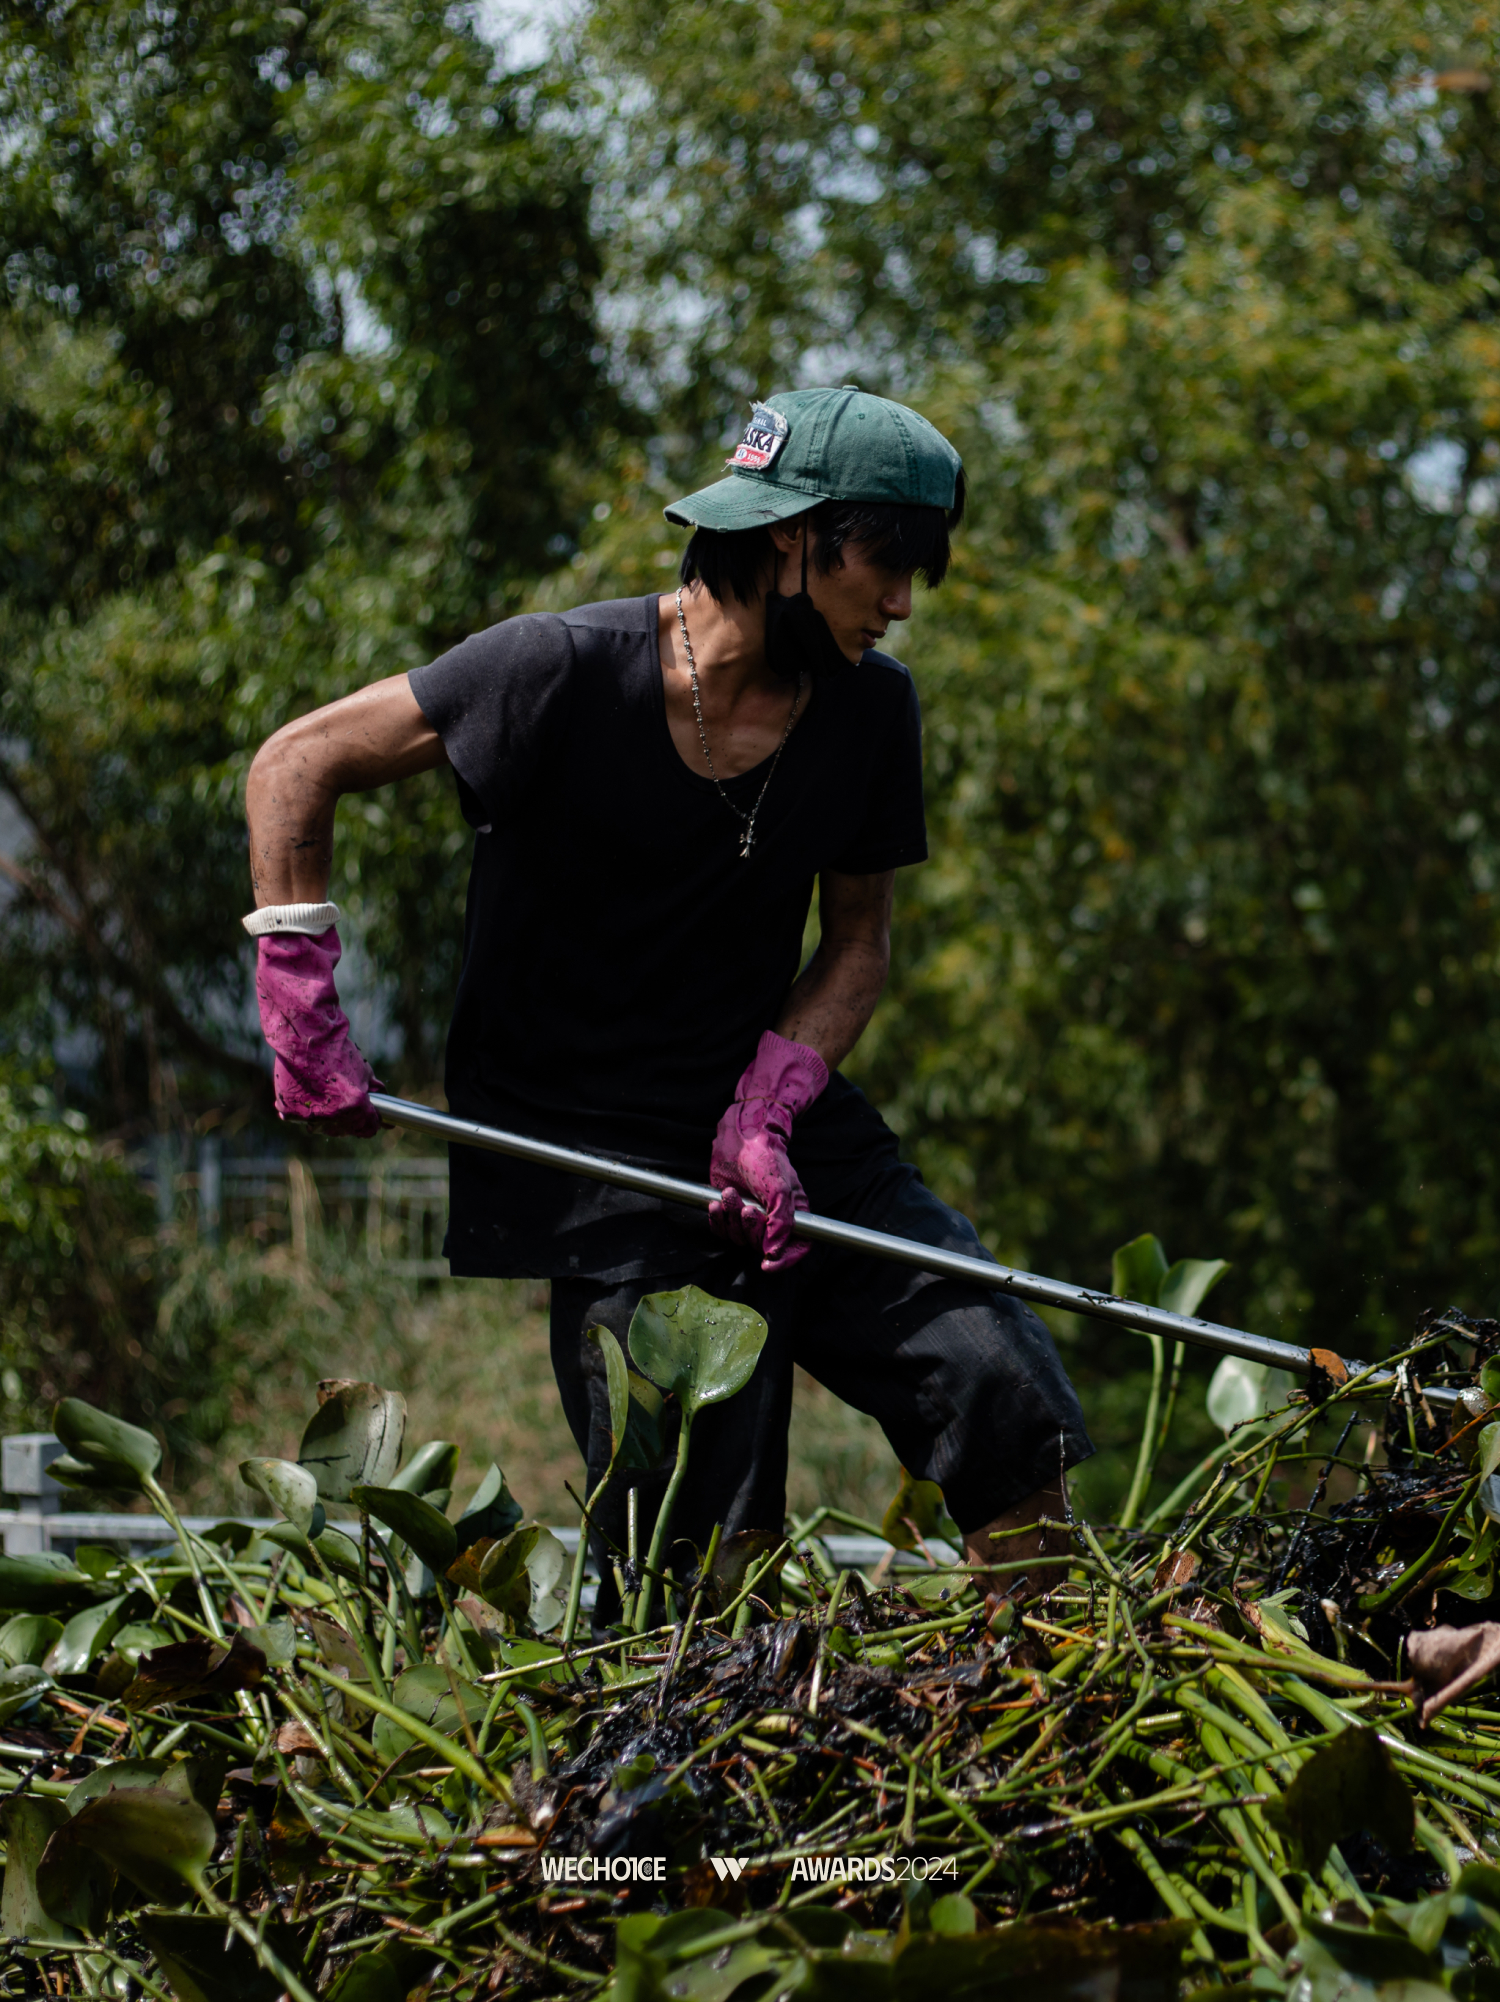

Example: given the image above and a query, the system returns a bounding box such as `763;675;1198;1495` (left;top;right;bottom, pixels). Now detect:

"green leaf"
1482;1359;1500;1407
1158;1256;1231;1320
452;1524;540;1623
526;1526;570;1632
588;1322;671;1471
137;1913;306;2002
628;1285;769;1424
388;1440;460;1495
1265;1725;1415;1874
1110;1233;1170;1306
1480;1422;1500;1483
0;1551;103;1613
0;1612;64;1666
1205;1355;1297;1434
452;1462;523;1545
323;1942;434;2002
0;1662;52;1723
240;1457;326;1537
929;1894;979;1936
65;1758;170;1812
44;1595;129;1676
370;1665;488;1769
241;1617;296;1667
46;1454;138;1494
903;1567;973;1609
352;1484;458;1575
52;1397;161;1486
0;1795;73;1943
880;1469;951;1552
46;1785;216;1902
298;1379;406;1502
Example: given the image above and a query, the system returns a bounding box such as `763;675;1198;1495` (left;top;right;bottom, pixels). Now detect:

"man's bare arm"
245;676;447;906
775;869;894;1071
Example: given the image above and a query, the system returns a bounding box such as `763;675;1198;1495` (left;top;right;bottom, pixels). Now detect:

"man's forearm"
245;676;446;907
775;937;889;1072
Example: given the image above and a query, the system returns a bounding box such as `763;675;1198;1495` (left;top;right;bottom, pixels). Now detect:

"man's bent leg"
795;1173;1092;1604
549;1257;796;1629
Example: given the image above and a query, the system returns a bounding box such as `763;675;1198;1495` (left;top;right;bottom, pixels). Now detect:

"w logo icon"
709;1857;748;1882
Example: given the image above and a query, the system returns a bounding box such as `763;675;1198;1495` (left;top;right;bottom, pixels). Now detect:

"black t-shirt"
408;592;927;1277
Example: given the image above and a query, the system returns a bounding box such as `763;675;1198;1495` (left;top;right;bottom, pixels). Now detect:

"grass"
158;1249;904;1528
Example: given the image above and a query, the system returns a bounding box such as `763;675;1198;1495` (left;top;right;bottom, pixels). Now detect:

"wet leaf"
0;1795;73;1943
45;1595;129;1676
48;1785;215;1901
388;1439;459;1495
1111;1232;1170;1305
64;1758;171;1811
51;1398;161;1487
590;1322;670;1472
627;1284;768;1423
903;1566;973;1608
298;1380;406;1502
1265;1725;1414;1873
0;1551;103;1613
352;1484;457;1575
452;1461;523;1545
122;1632;267;1709
0;1662;52;1722
0;1613;63;1667
239;1457;325;1537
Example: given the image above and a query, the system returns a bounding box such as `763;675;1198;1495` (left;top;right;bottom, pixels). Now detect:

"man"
244;386;1091;1620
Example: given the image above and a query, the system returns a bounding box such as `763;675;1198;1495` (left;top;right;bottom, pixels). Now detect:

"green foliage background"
5;0;1500;1505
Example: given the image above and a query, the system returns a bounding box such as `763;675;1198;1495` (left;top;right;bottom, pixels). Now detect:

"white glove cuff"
242;901;341;937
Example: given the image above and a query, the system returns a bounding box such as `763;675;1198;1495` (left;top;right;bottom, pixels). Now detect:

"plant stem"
634;1415;693;1633
1120;1333;1167;1530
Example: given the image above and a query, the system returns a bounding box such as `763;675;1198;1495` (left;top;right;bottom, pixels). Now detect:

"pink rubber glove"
709;1030;829;1272
255;928;382;1138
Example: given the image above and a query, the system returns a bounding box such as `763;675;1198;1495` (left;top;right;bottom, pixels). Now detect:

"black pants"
549;1169;1092;1626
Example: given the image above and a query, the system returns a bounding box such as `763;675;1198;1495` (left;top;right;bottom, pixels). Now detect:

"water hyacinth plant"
4;1272;1500;1997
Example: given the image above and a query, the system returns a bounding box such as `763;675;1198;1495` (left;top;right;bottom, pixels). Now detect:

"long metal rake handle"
368;1093;1457;1411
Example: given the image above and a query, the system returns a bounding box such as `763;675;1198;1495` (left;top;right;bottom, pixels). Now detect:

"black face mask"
764;532;850;681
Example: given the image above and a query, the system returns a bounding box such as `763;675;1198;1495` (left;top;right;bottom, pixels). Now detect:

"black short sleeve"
826;655;928;873
409;613;576;830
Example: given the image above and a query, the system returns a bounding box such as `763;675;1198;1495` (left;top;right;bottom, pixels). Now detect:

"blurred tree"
0;1060;156;1438
556;1;1500;1502
0;0;611;1117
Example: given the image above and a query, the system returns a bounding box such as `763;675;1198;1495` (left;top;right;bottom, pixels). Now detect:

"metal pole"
368;1093;1457;1410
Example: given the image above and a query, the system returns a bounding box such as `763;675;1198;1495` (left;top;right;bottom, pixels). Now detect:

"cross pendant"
739;831;754;859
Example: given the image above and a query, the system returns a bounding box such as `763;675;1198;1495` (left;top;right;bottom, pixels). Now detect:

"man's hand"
256;929;382;1137
245;675;446;1134
709;870;895;1270
709;1032;828;1270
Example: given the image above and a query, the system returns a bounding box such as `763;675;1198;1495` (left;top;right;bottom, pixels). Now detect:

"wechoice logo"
541;1857;666;1884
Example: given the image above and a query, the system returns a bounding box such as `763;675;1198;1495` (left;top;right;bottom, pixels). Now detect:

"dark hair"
679;474;966;606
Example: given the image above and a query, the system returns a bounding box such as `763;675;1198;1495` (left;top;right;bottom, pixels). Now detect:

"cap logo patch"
728;402;789;473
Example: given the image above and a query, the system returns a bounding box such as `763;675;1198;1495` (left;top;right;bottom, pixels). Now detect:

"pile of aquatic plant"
6;1271;1500;1999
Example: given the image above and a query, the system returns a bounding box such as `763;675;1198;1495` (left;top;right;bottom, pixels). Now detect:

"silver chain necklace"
675;587;803;860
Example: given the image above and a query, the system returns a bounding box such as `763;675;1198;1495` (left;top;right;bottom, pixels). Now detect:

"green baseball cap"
664;386;963;531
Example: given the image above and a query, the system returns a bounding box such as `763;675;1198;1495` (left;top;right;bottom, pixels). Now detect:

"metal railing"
0;1432;917;1574
140;1145;451;1276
